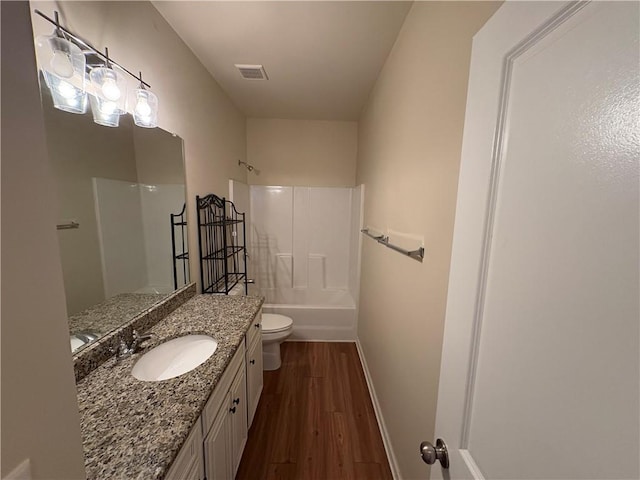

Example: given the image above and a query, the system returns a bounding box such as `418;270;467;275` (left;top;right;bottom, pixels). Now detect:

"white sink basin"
132;335;217;381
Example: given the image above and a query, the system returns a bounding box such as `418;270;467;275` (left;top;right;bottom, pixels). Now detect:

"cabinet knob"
233;398;240;405
250;359;256;365
255;323;261;329
230;406;236;414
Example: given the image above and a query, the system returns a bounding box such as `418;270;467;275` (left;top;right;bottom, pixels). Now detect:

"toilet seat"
262;313;293;333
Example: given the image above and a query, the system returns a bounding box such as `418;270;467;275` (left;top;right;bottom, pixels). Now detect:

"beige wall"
31;1;248;291
355;2;501;478
1;2;86;478
247;118;357;186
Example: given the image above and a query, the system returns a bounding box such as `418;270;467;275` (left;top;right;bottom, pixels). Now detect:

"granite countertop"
69;293;169;335
76;294;264;480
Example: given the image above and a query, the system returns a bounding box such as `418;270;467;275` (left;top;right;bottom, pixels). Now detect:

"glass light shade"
133;89;158;128
89;94;120;127
35;35;87;114
89;66;128;115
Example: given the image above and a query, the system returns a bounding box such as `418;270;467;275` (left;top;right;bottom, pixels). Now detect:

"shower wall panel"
140;184;186;292
93;178;186;297
250;186;294;291
307;187;351;290
93;178;147;297
249;185;354;301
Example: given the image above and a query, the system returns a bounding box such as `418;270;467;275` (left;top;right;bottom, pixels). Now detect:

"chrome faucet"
115;330;154;360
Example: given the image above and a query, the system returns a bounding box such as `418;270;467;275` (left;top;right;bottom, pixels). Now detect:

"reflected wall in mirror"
40;83;190;353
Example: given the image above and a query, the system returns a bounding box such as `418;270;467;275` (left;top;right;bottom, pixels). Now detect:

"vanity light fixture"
89;49;128;116
33;9;159;129
88;94;120;127
87;48;127;127
35;15;87;114
133;72;158;128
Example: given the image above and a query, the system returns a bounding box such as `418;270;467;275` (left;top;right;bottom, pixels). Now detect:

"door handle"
420;438;449;468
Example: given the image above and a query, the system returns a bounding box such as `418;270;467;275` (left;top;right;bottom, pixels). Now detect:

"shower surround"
93;178;186;298
248;184;363;341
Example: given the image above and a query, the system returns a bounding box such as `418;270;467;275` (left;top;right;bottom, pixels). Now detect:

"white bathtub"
257;288;357;341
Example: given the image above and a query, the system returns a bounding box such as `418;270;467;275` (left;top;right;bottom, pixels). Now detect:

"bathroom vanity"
75;294;264;479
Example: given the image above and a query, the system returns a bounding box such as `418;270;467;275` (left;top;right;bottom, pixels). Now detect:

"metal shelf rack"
196;194;248;295
170;203;190;290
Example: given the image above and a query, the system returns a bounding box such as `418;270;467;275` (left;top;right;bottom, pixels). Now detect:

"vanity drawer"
201;343;245;435
245;308;262;350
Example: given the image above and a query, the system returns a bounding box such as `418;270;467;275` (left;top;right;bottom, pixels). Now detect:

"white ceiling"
152;1;412;121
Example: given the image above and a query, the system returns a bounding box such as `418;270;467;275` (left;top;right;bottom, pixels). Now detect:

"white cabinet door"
229;362;248;476
203;394;232;480
182;457;203;480
165;420;203;480
432;2;639;479
201;342;250;480
245;332;263;428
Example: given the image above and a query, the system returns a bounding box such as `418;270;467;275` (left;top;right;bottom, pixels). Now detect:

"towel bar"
361;228;424;262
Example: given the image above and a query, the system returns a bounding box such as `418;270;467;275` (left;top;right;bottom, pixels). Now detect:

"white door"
430;2;639;479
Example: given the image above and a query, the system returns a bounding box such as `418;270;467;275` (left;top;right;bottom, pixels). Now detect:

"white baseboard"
355;339;401;480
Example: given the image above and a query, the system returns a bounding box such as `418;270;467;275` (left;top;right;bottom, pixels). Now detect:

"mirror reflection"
40;82;190;353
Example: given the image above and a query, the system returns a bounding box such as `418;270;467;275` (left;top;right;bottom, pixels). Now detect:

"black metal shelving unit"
196;194;248;295
170;203;190;290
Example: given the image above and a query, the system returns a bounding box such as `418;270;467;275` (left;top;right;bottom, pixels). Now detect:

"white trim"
3;459;32;480
355;339;401;480
352;184;365;319
460;450;485;480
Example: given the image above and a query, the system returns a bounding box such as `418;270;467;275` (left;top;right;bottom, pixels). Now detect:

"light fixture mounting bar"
34;9;151;89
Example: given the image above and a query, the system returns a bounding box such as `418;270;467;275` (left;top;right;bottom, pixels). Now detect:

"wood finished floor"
236;342;393;480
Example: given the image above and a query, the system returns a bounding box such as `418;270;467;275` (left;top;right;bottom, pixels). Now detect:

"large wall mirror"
40;82;190;353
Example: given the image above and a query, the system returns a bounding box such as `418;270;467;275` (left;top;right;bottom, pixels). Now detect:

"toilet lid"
261;313;293;333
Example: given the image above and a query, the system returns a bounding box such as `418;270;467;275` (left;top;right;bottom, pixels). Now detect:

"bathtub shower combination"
243;184;364;341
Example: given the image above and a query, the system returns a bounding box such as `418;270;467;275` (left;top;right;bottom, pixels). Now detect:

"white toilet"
261;313;293;371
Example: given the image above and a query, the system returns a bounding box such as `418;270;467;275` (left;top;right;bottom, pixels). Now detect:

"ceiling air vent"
235;64;268;80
